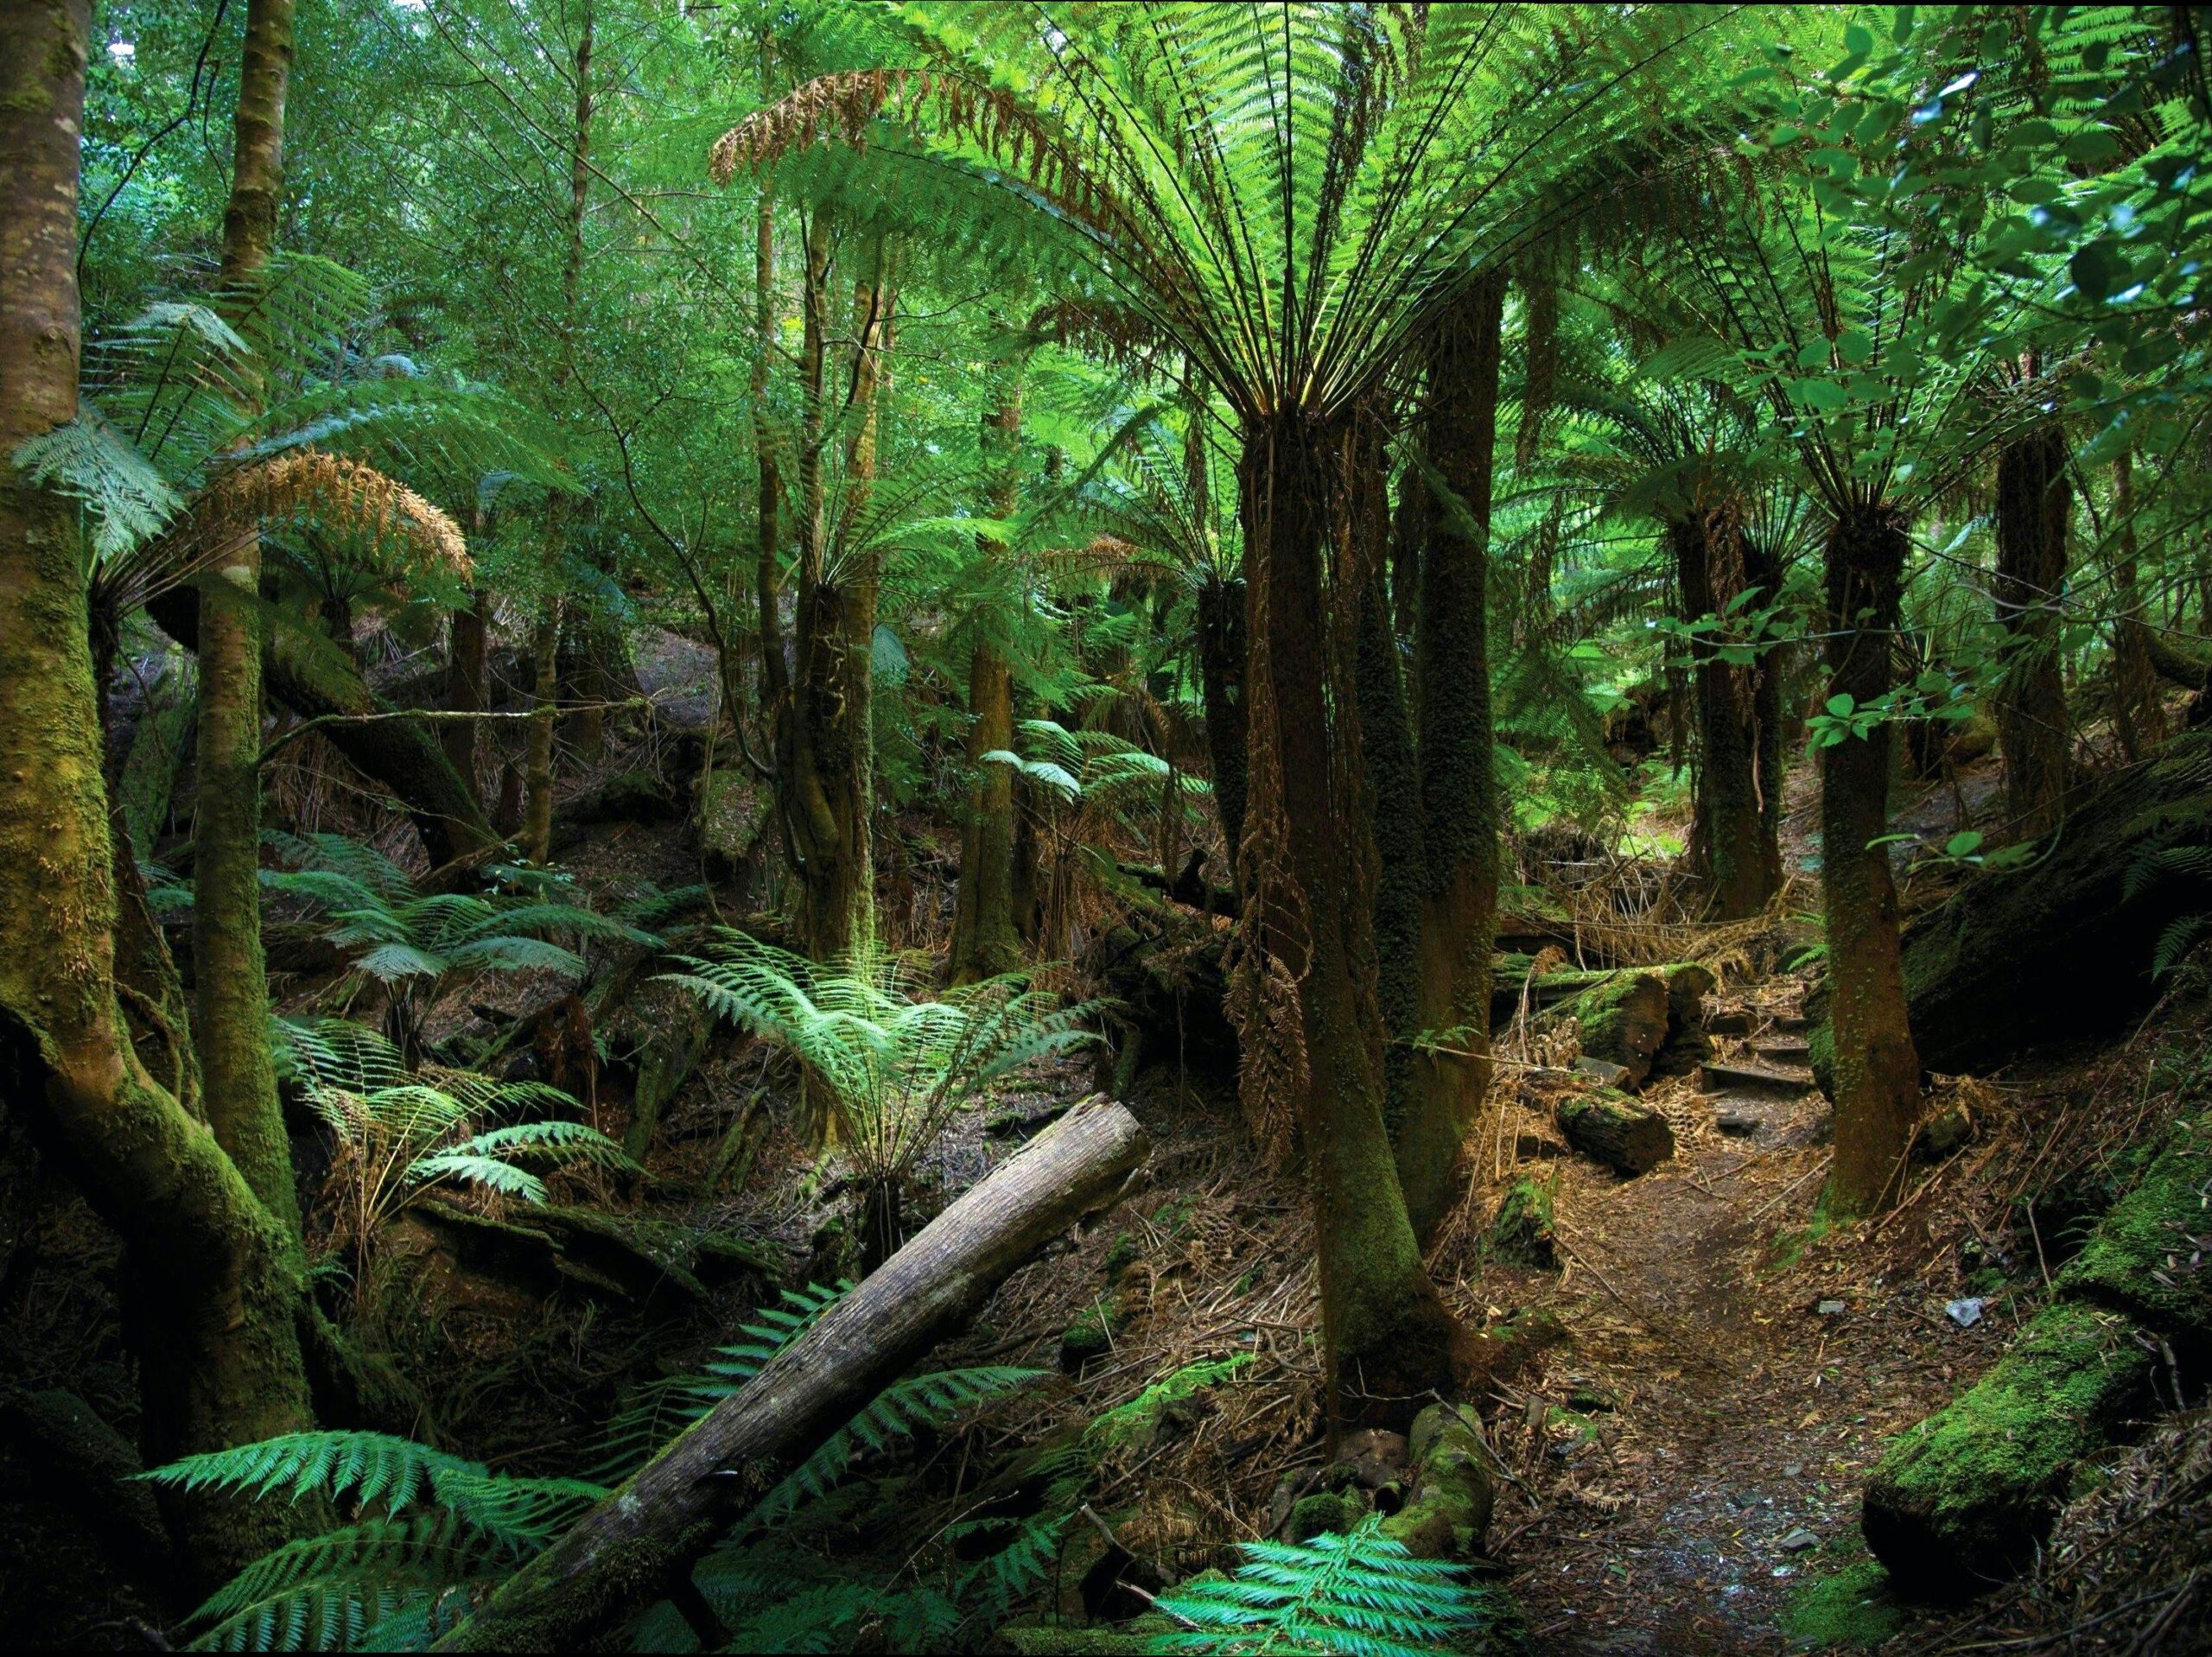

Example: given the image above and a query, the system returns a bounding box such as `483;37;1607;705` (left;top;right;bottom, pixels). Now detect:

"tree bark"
1556;1091;1675;1177
432;1096;1148;1652
1399;275;1505;1240
521;601;562;864
1993;428;2074;839
194;0;298;1236
1237;410;1468;1425
1674;509;1783;917
2110;449;2164;760
443;589;487;797
1820;505;1922;1216
0;0;315;1587
1196;575;1249;878
950;356;1024;984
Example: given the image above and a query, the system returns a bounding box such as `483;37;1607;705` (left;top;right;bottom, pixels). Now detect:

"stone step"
1768;1013;1810;1035
1699;1058;1815;1097
1705;1008;1754;1037
1755;1037;1811;1063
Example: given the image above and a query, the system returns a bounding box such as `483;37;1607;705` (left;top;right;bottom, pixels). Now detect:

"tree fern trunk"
444;587;487;803
1401;275;1505;1241
1196;575;1249;881
2110;449;2164;760
1821;505;1922;1216
0;0;315;1588
1674;509;1783;918
1993;427;2074;839
1237;410;1467;1424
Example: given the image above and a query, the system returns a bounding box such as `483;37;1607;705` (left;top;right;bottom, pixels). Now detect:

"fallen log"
433;1095;1149;1652
1542;973;1669;1089
1556;1089;1675;1176
1815;730;2212;1079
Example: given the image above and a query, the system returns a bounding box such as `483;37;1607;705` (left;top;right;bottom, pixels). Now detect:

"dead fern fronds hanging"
162;449;469;588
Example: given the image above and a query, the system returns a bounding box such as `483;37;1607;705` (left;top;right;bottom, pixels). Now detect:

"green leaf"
1791;378;1848;412
1825;694;1855;717
1943;831;1986;859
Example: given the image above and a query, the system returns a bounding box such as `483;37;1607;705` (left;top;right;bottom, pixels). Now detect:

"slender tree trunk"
1821;505;1922;1216
444;589;487;798
752;181;785;754
1399;276;1505;1240
1993;428;2073;837
1357;556;1425;1180
191;0;298;1243
2111;448;2164;759
1675;509;1783;917
1196;576;1249;879
1237;411;1466;1425
0;0;314;1585
950;356;1024;983
522;601;562;863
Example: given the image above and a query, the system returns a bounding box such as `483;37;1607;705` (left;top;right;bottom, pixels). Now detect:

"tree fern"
1149;1515;1493;1657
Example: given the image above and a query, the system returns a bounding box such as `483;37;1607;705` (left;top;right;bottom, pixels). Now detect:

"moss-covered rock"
1783;1559;1906;1651
995;1612;1179;1654
1059;1305;1120;1374
1862;1301;2154;1595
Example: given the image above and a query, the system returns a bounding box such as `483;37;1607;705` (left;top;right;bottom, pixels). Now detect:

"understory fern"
142;1432;603;1653
1149;1515;1493;1657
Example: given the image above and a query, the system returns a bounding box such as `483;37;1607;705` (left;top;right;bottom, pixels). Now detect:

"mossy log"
432;1096;1148;1651
1828;730;2212;1078
1545;973;1669;1089
1861;1301;2153;1596
1556;1089;1675;1176
1500;962;1713;1087
1380;1403;1496;1562
1862;1122;2210;1593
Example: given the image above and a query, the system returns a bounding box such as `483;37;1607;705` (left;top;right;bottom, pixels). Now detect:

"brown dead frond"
166;449;468;585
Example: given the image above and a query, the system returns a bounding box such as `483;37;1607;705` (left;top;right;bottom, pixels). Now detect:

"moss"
1783;1559;1905;1650
1287;1489;1363;1542
1058;1304;1120;1374
1382;1404;1494;1562
1484;1174;1557;1268
2055;1125;2212;1356
996;1613;1178;1655
1862;1301;2154;1595
1102;1231;1140;1280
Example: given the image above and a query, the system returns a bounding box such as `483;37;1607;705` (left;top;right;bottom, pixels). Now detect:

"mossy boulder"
1377;1404;1495;1563
1059;1305;1120;1373
1783;1559;1906;1651
1861;1301;2154;1595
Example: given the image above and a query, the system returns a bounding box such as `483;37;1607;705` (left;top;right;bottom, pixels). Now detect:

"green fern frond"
1151;1515;1491;1657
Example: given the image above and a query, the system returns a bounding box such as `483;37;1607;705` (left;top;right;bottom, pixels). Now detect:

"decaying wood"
1557;1089;1675;1176
434;1095;1149;1651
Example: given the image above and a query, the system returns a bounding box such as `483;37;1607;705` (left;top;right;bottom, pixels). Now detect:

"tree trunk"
1674;509;1783;917
1357;558;1425;1185
0;0;315;1587
432;1096;1148;1652
1237;410;1467;1425
1196;575;1249;879
522;601;562;864
1400;275;1505;1240
444;590;487;797
1993;428;2073;839
2110;449;2164;760
193;0;298;1237
1820;505;1922;1216
950;357;1024;984
1556;1090;1675;1177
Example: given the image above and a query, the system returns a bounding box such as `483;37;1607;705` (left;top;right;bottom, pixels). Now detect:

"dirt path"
1465;981;1999;1654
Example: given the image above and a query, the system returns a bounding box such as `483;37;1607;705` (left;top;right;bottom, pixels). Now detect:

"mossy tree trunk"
1238;409;1465;1424
0;0;315;1586
193;0;299;1238
1821;505;1922;1216
950;351;1025;984
1672;508;1783;918
522;600;563;863
443;582;487;801
1993;426;2073;839
1196;575;1249;881
1399;275;1505;1240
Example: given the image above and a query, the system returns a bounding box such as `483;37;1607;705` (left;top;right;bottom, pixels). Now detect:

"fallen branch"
433;1095;1148;1651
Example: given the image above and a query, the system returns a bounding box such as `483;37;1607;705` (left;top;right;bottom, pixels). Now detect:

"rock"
1338;1428;1408;1489
1714;1104;1763;1136
1777;1527;1820;1552
1945;1298;1985;1329
1574;1056;1631;1089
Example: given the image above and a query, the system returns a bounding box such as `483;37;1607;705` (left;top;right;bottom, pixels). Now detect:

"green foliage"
276;1016;634;1273
1087;1355;1254;1457
662;930;1098;1190
1148;1515;1493;1657
141;1432;603;1653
